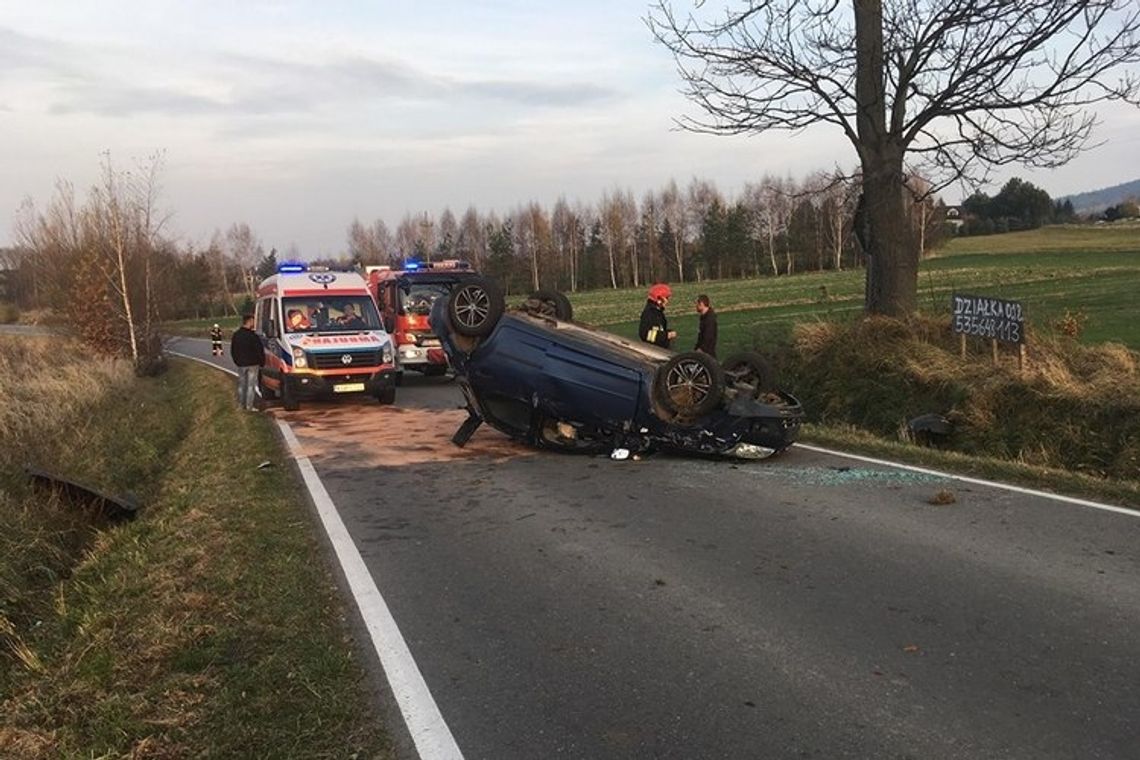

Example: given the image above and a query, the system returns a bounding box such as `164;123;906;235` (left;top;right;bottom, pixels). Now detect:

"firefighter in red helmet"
639;283;677;349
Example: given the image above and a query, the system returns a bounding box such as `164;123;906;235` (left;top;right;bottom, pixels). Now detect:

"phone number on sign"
952;314;1022;343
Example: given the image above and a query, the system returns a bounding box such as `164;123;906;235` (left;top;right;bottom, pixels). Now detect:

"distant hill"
1058;178;1140;214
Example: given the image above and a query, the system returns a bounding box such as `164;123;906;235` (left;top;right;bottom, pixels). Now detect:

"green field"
563;224;1140;352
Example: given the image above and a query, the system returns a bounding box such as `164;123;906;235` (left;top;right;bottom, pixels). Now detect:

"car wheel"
281;377;300;411
653;351;725;417
447;277;505;337
257;369;278;400
721;352;776;399
526;290;573;321
376;386;396;405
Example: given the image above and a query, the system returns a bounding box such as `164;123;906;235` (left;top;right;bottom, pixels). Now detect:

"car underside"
432;278;804;459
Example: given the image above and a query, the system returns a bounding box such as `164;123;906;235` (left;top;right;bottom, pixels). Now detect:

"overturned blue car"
430;277;804;458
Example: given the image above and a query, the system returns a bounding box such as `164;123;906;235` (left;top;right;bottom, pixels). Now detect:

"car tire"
653;351;725;418
257;369;278;400
376;386;396;405
281;377;300;411
527;290;573;321
447;277;505;337
721;352;776;399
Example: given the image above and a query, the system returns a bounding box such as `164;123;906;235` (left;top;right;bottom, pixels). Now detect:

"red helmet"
647;283;672;302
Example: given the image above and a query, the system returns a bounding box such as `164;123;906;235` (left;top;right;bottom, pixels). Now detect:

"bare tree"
394;214;419;260
905;175;936;258
512;202;550;292
226;222;263;303
660;179;687;282
650;0;1140;315
347;218;393;264
551;197;583;292
755;176;792;276
16;153;169;363
618;190;640;288
457;206;486;268
640;190;665;284
438;208;458;260
598;190;623;289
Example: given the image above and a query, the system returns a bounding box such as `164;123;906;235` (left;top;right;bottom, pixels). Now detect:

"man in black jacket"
694;294;718;358
639;283;677;349
230;314;265;411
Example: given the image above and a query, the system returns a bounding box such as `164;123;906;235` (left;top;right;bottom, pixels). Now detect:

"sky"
2;0;1139;257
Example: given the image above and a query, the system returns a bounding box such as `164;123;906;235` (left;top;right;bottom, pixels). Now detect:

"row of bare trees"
6;155;276;364
5;159;941;364
346;173;942;295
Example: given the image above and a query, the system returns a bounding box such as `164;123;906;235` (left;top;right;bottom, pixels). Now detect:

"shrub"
1054;309;1088;338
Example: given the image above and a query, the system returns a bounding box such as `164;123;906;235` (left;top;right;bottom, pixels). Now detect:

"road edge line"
169;346;464;759
793;442;1140;518
276;421;464;760
167;349;236;376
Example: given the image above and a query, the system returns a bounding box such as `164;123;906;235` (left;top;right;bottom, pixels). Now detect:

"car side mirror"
384;315;395;333
267;321;278;338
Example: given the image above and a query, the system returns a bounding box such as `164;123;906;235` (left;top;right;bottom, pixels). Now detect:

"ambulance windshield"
282;296;381;333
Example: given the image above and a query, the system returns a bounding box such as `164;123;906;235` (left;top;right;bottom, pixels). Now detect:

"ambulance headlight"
292;347;307;368
382;342;393;365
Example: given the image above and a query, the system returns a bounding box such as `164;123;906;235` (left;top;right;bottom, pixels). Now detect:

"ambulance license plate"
334;383;366;393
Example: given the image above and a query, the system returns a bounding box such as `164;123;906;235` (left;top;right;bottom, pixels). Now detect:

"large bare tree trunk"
856;0;916;316
862;150;915;316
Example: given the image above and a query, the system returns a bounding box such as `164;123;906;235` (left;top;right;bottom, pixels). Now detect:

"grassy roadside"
1;345;391;758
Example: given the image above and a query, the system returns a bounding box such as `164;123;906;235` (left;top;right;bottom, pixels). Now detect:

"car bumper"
396;344;449;369
273;367;397;398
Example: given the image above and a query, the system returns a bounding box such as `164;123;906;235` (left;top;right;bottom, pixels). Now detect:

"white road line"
793;442;1140;518
167;349;236;376
277;422;464;760
169;346;465;760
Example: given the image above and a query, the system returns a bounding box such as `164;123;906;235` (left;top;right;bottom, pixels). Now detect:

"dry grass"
0;336;134;471
787;315;1140;482
0;345;391;758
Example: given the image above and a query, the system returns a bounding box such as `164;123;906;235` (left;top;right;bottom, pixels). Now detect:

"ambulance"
254;263;397;411
366;259;479;378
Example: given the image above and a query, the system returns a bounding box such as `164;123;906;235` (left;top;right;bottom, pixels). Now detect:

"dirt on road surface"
277;402;533;468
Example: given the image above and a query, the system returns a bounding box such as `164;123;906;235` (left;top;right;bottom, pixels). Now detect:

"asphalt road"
169;337;1140;760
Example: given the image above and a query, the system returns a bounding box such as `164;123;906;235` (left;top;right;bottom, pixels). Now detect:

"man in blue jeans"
229;314;265;411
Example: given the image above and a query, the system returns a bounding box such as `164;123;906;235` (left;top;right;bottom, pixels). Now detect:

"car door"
540;337;642;426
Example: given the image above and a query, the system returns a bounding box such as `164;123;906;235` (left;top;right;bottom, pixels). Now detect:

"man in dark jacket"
230;314;265;411
694;294;718;357
639;283;677;349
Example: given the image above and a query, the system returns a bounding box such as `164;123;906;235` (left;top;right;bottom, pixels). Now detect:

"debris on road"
929;489;957;505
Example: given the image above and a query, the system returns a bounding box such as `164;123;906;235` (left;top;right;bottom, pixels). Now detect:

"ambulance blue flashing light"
278;261;307;274
403;261;421;271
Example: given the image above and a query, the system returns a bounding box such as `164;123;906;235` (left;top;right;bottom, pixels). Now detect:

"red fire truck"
366;260;480;378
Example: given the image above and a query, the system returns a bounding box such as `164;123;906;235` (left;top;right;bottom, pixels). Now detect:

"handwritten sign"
951;293;1025;344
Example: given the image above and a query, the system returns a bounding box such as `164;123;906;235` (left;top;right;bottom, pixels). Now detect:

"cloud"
0;25;617;121
466;79;614;107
